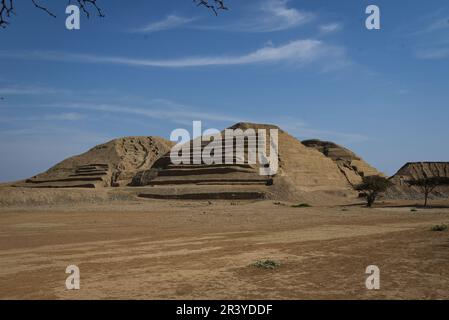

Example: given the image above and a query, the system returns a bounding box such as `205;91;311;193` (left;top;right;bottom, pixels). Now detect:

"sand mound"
302;139;381;186
9;123;382;204
387;162;449;199
14;136;173;188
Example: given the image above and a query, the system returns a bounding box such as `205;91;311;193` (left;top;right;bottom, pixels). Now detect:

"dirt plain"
1;191;448;300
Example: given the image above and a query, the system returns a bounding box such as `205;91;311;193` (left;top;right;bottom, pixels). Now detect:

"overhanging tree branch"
1;0;228;28
0;0;14;28
31;0;56;18
194;0;229;16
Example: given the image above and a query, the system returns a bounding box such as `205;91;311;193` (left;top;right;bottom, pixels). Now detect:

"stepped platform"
15;164;110;189
130;135;276;199
136;185;269;200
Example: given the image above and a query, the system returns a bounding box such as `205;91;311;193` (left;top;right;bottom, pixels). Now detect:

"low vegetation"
292;203;311;208
430;224;448;232
251;259;281;270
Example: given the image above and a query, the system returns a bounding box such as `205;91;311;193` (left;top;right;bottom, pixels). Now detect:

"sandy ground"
1;198;449;300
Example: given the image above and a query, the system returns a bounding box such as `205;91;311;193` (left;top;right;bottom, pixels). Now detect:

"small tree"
407;177;449;207
355;175;393;208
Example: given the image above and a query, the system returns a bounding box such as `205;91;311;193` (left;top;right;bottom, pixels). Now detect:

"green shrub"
410;208;418;212
251;259;281;270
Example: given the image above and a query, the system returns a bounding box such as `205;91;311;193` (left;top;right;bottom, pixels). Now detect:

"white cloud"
0;39;347;69
134;15;196;33
320;23;342;34
255;0;313;32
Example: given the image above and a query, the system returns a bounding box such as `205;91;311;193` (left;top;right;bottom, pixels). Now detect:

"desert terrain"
1;123;449;300
1;189;448;300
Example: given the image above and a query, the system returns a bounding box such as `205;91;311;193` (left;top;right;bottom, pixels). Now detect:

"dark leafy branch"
1;0;228;28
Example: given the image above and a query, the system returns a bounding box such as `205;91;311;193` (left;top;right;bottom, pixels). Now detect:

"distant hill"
387;162;449;199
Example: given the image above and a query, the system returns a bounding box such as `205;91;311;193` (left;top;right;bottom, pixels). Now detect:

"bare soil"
1;198;449;300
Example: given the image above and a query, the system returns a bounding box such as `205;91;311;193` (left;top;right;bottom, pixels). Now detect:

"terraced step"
15;181;97;188
77;166;108;171
136;184;268;200
157;155;248;164
196;181;268;185
167;163;254;170
70;172;108;177
26;177;104;184
157;166;254;176
77;164;109;170
147;178;269;186
139;191;265;200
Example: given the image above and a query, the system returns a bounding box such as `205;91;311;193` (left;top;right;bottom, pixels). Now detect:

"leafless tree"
1;0;228;28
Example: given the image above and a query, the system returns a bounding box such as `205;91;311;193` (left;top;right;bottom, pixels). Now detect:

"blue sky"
0;0;448;182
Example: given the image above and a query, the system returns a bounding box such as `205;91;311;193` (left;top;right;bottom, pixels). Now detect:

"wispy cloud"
134;15;197;33
36;99;242;125
40;112;85;121
0;39;347;70
254;0;313;32
0;84;72;96
426;16;449;33
319;23;342;34
40;98;366;144
406;9;449;60
416;47;449;59
198;0;313;33
413;15;449;35
273;118;369;145
0;113;84;123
